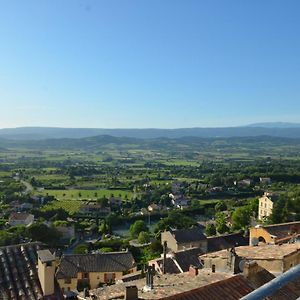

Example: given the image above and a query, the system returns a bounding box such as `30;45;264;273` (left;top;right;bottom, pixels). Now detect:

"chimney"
189;265;199;277
162;241;167;274
243;261;260;278
37;250;56;296
144;264;155;291
125;286;138;300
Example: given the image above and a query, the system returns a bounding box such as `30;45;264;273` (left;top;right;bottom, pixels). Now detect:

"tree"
270;197;289;224
215;201;227;212
231;207;251;230
26;223;61;246
205;223;217;236
98;220;111;235
138;231;150;244
215;212;229;234
129;220;148;238
97;196;108;208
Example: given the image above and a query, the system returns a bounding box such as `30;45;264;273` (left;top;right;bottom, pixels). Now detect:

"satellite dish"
251;237;259;246
239;259;246;272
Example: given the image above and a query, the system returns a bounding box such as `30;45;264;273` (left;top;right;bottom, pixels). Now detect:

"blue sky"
0;0;299;128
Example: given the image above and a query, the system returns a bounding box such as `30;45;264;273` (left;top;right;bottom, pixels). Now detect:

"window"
64;278;71;284
212;264;216;273
83;272;89;279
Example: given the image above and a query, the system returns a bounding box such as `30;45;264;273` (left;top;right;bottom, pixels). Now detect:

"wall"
161;231;207;252
249;227;274;244
258;196;273;220
38;259;55;296
161;231;178;252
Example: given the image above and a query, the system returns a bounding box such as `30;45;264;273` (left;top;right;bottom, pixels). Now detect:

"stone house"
258;191;279;220
8;212;34;227
161;227;207;253
56;251;137;292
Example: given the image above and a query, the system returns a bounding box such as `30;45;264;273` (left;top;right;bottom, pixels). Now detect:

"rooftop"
256;221;300;241
170;227;206;243
207;232;249;252
37;249;55;263
0;243;43;300
160;275;255;300
200;243;300;260
87;270;231;299
9;212;33;220
56;251;136;279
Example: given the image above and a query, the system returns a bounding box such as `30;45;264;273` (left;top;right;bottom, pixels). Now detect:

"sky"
0;0;300;129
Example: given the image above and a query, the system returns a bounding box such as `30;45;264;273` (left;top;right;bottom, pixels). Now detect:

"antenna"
162;241;167;274
144;264;155;291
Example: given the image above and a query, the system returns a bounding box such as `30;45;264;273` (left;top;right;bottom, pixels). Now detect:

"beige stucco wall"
258;196;273;220
249;227;274;244
161;231;207;253
38;259;55;296
57;278;77;292
57;268;137;291
161;231;178;252
282;251;300;272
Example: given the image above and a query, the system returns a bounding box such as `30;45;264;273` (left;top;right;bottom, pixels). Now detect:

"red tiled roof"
159;275;256;300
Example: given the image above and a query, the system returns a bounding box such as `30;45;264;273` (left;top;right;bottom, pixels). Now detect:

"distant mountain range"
0;122;300;140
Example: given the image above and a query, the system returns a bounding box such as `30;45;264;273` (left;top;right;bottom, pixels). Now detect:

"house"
149;247;203;274
258;191;279;220
8;212;34;227
56;251;137;292
199;243;300;275
260;177;272;185
250;221;300;245
207;186;223;195
170;195;190;209
0;243;63;299
234;179;253;188
161;227;207;253
79;202;111;215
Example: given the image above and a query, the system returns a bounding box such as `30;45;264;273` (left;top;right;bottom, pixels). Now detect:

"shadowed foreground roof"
56;251;136;279
160;275;256;300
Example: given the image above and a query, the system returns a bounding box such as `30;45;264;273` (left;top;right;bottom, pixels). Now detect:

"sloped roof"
0;243;43;300
173;247;203;272
260;221;300;240
160;275;256;300
56;251;136;279
154;257;181;274
245;263;300;300
9;212;33;221
171;227;206;243
200;243;300;260
207;232;249;252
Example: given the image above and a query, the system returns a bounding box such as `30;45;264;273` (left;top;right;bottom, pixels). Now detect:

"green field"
41;199;83;214
36;188;133;200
